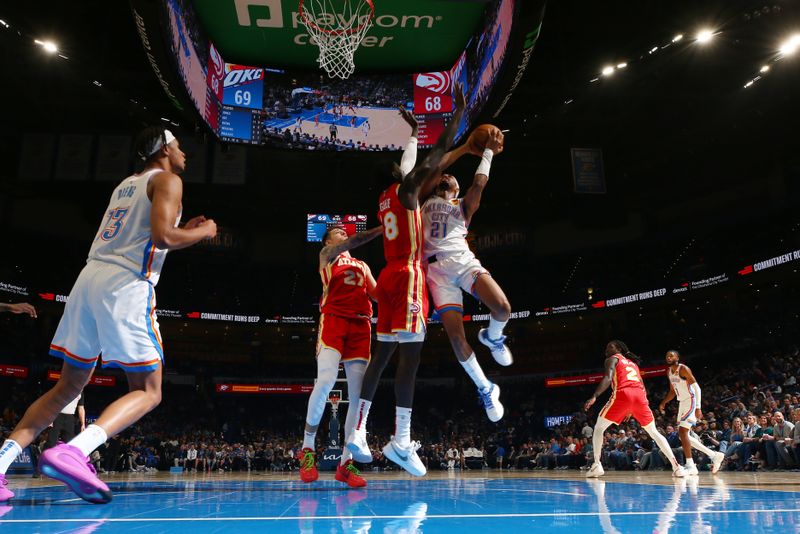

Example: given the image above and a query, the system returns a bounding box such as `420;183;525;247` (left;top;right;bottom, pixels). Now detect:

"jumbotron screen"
162;0;515;151
307;214;368;243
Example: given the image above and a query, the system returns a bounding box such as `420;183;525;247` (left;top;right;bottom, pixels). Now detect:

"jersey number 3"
101;208;129;241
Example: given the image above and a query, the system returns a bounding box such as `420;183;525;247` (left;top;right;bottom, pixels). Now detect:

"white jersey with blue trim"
668;364;692;403
87;169;181;286
422;196;469;258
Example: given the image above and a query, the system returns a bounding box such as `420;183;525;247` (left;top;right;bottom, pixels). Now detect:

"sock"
340;446;352;466
688;434;717;459
460;354;491;391
67;424;108;457
0;440;22;475
354;399;371;432
395;407;412;448
593;418;612;465
686;457;695;466
644;423;680;470
487;316;507;340
302;430;316;450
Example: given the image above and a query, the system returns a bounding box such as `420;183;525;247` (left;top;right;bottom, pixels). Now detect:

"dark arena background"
1;0;800;532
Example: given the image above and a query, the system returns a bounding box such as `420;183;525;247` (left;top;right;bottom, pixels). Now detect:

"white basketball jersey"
87;169;181;286
422;196;469;258
668;364;691;402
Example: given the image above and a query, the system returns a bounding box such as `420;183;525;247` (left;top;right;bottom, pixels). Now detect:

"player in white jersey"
658;350;725;475
0;127;216;505
420;128;512;422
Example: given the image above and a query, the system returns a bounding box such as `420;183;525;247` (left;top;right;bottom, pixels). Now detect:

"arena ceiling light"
601;65;615;76
34;39;58;53
779;34;800;57
672;34;683;43
760;65;770;73
0;19;9;29
616;62;628;69
695;29;715;44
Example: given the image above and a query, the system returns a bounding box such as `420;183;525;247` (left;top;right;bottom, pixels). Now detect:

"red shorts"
316;313;371;362
599;387;654;426
376;261;428;336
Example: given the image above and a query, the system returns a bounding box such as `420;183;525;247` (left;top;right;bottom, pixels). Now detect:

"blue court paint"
1;476;799;533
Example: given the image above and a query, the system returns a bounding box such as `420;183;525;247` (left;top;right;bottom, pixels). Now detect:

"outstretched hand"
398;106;418;130
454;83;466;111
4;302;37;318
584;396;596;412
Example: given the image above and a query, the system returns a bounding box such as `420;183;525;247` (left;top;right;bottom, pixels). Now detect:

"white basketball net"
299;0;375;79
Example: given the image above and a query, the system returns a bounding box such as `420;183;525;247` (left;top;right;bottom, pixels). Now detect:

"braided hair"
609;340;641;364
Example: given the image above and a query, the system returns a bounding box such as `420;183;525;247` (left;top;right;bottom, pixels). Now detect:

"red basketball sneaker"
335;460;367;488
298;448;318;483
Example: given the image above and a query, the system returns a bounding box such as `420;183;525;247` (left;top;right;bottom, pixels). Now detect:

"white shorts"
677;398;698;429
49;261;164;373
376;329;426;344
426;250;489;314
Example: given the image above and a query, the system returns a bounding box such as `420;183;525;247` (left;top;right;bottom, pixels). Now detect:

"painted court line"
3;508;800;523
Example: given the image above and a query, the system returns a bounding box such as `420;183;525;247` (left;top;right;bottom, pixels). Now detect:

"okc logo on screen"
415;71;451;94
223;65;265;88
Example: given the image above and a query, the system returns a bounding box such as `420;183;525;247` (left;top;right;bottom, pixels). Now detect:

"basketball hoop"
298;0;375;79
329;394;341;415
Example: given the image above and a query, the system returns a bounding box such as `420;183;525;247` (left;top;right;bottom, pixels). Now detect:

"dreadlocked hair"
133;126;167;163
609;340;641;364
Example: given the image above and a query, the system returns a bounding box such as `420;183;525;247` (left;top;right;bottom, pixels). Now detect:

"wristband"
476;149;493;176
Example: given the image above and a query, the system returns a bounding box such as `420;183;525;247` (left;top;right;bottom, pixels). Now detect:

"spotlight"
672;34;683;42
695;29;715;43
760;65;770;73
616;62;628;69
779;34;800;56
0;19;9;29
601;65;615;76
35;39;58;53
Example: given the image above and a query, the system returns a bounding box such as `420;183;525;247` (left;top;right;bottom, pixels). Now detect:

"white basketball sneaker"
672;465;687;478
685;463;699;476
585;462;605;478
711;452;725;474
382;439;427;477
479;383;504;422
478;329;513;366
346;428;373;464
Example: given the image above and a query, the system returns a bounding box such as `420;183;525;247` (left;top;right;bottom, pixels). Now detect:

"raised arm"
319;226;383;267
585;356;618;411
149;172;217;250
397;107;419;178
462;129;504;225
398;84;467;210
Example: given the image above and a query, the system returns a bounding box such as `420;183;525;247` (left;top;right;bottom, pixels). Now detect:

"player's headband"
140;129;176;160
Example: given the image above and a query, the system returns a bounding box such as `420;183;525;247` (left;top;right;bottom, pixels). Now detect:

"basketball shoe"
585;462;605;478
335;460;367;488
0;475;13;502
685;463;699;476
39;444;112;504
298;448;318;483
478;329;513;366
382;439;426;477
672;465;687;478
711;452;725;474
479;383;504;422
346;429;373;464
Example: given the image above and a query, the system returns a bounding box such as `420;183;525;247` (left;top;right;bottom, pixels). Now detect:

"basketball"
467;124;504;155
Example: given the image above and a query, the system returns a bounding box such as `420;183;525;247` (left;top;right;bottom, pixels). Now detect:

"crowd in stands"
3;343;800;475
261;126;400;152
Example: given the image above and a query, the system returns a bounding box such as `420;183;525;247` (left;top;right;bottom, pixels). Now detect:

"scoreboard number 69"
234;90;252;107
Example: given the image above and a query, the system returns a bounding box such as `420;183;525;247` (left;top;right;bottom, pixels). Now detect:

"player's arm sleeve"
689;382;701;409
399;136;418;177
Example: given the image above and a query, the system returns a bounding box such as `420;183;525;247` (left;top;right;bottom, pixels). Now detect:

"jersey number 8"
383;212;399;241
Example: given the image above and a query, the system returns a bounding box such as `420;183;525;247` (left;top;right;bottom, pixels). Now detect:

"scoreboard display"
219;106;261;143
307;214;368;243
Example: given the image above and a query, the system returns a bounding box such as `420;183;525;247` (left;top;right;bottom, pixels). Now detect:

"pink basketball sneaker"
39;444;112;504
0;474;14;502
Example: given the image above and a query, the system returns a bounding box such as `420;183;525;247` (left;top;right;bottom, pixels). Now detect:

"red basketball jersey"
378;184;424;263
319;254;372;319
612;355;646;392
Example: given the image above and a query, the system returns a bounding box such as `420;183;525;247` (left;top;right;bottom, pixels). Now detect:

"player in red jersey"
584;340;686;478
298;224;382;488
346;86;468;477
